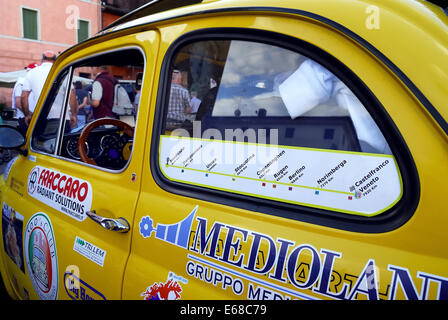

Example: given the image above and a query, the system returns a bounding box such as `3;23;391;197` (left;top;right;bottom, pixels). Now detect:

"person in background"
11;63;38;135
73;81;92;130
166;68;191;129
189;90;201;113
89;65;117;119
84;84;93;121
22;51;58;126
22;50;77;130
188;90;201;121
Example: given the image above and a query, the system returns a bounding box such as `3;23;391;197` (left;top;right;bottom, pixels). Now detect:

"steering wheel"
78;118;134;167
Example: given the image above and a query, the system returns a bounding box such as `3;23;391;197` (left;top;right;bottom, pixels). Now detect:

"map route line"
165;164;353;196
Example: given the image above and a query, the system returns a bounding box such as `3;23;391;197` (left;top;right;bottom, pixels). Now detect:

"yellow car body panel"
0;31;160;300
122;9;448;300
0;0;447;300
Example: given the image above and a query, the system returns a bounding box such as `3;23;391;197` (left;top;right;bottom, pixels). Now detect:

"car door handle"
86;210;130;233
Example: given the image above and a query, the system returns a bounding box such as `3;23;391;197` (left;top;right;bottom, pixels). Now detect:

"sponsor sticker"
64;271;106;300
141;272;186;300
73;236;106;267
139;206;448;300
2;202;25;272
24;212;58;300
27;166;92;222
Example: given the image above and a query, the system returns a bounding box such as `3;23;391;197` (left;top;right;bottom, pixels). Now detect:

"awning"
0;69;27;88
0;69;92;88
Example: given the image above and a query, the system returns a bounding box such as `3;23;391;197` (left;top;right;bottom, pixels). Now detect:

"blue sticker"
139;205;197;249
64;271;106;300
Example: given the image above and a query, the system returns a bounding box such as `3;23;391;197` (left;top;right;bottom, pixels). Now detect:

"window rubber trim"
150;28;420;233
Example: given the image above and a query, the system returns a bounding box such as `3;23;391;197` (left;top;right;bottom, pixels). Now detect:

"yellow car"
0;0;447;301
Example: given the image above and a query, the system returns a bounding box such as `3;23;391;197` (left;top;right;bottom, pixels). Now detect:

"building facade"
0;0;102;106
0;0;150;108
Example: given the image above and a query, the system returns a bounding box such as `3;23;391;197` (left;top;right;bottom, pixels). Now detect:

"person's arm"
90;81;102;108
15;96;23;112
21;90;32;125
183;90;192;114
69;88;78;128
13;82;24;113
91;99;100;108
78;96;87;109
21;76;33;124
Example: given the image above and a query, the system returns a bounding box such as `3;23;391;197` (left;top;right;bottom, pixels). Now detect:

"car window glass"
31;71;71;154
157;39;403;217
31;48;144;171
165;40;392;154
158;39;403;217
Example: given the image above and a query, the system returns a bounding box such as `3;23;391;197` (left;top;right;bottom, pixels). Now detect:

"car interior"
164;39;391;155
31;48;144;170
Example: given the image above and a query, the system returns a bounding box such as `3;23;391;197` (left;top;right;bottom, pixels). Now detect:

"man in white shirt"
22;50;78;134
186;90;201;122
11;63;38;135
20;52;53;121
190;90;201;114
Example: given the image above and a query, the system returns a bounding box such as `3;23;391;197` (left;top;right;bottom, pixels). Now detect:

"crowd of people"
9;50;144;136
9;54;203;136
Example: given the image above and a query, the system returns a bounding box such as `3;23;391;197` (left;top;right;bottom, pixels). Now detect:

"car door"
122;13;447;300
0;30;159;300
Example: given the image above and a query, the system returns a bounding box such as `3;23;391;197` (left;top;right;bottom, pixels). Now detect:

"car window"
31;70;71;155
157;39;403;217
31;48;144;171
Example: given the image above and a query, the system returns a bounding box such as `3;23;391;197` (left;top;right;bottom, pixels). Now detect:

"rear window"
156;38;403;218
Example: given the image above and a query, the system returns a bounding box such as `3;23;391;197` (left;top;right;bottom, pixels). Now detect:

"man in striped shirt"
166;68;191;129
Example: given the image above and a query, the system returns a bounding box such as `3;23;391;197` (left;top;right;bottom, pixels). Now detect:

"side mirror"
0;125;26;151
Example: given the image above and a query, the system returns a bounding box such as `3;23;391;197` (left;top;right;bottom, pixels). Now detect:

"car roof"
100;0;448;35
102;0;203;31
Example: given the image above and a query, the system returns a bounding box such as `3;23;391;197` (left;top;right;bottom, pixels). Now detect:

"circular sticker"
24;212;58;300
27;167;39;195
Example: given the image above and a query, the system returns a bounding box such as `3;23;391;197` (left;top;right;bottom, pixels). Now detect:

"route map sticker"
159;136;402;216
